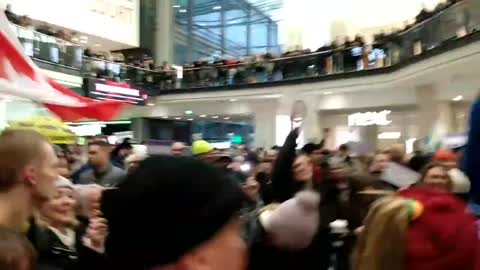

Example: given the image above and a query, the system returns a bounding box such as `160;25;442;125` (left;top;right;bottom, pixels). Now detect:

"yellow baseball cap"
191;140;213;156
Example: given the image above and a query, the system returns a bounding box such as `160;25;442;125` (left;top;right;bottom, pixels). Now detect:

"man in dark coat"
101;156;247;270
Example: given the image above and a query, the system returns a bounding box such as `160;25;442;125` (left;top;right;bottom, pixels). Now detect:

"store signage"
348;110;392;126
86;80;147;106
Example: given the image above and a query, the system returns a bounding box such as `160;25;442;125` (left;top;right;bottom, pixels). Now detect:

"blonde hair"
352;196;412;270
34;186;80;229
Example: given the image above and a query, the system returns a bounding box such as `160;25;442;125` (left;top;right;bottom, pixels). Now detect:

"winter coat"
27;218;106;270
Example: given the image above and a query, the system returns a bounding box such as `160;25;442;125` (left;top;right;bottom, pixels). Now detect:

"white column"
436;101;454;137
0;99;7;130
251;96;322;148
252;101;278;148
302;97;321;143
155;0;174;64
275;96;294;147
416;84;438;139
274;95;321;147
356;125;379;154
416;84;453;143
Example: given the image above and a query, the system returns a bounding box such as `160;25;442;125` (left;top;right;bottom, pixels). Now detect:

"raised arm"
272;128;300;202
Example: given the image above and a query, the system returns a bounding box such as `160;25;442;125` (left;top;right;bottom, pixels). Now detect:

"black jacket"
250;129;332;270
271;128;307;203
255;129;364;270
28;218;106;270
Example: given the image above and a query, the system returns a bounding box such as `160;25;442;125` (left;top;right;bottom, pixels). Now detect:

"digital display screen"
85;79;148;106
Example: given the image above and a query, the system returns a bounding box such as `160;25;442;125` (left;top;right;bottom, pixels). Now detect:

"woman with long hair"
352;188;479;270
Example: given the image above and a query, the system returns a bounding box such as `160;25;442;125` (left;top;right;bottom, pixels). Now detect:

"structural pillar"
0;99;8;131
154;0;174;64
186;0;194;62
416;84;438;139
416;84;454;146
220;0;226;55
252;95;322;148
252;101;277;148
246;6;252;55
355;125;379;155
275;95;321;147
302;97;321;144
267;20;272;51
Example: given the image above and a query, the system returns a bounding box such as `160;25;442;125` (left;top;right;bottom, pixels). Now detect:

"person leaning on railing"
4;4;18;24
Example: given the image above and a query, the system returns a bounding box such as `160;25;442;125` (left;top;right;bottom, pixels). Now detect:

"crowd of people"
0;94;480;269
1;1;479;269
4;0;477;93
173;0;473;89
5;4;80;43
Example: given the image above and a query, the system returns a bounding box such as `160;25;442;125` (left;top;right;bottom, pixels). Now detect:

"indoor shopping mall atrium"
0;0;480;269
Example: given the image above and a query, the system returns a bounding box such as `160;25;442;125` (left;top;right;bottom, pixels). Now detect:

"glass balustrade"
11;24;84;69
9;0;480;95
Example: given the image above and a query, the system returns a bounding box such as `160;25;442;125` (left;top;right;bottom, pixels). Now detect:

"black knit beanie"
101;155;245;269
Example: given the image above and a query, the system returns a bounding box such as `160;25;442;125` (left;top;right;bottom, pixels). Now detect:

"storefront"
320;106;417;154
319;102;471;154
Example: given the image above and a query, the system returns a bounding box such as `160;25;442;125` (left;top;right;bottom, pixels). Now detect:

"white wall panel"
1;0;139;46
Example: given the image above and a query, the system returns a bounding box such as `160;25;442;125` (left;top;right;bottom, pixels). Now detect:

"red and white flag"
0;13;125;121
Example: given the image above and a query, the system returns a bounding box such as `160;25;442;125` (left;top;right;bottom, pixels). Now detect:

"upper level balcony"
11;0;480;100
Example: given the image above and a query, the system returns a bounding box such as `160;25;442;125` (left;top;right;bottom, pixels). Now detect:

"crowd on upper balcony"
165;0;472;88
4;4;80;43
3;0;475;91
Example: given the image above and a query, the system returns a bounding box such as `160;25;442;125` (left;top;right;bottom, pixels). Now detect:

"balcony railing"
10;0;480;95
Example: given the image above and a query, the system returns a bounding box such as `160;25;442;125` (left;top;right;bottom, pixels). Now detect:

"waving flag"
0;13;125;121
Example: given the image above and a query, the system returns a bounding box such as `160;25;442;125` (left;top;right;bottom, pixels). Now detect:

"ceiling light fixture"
200;114;207;118
213;5;222;10
175;117;182;120
224;117;231;120
179;9;187;13
452;95;463;102
161;116;168;119
173;5;181;8
229;98;238;102
378;132;401;140
212;116;219;119
187;118;194;121
147;103;155;106
184;110;193;115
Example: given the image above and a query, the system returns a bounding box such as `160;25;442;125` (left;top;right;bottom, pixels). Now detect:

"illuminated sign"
348;110;392;126
231;135;243;144
86;80;147;106
69;124;103;136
